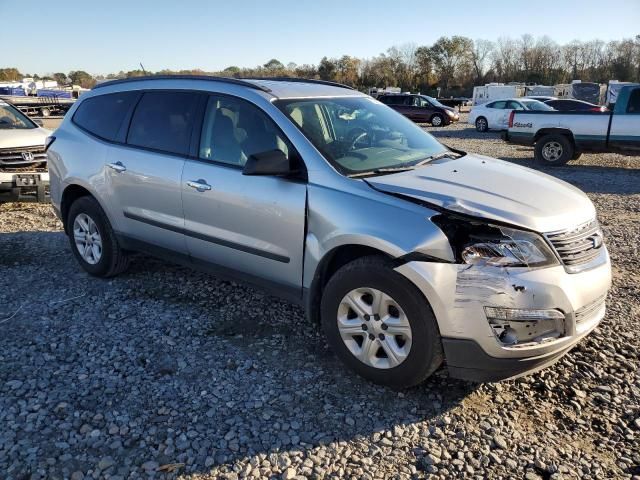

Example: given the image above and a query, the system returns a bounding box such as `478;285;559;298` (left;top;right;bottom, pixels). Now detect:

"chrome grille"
575;294;606;324
545;219;604;271
0;145;47;170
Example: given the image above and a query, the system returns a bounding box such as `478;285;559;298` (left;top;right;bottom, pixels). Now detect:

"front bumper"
395;248;611;381
0;172;49;202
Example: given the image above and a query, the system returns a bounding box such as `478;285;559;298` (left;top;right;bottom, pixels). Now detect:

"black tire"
475;116;488;132
67;196;130;277
534;134;573;166
430;114;445;127
320;256;443;388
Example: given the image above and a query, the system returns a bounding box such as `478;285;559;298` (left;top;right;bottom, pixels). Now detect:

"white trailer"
525;85;555;97
472;84;525;105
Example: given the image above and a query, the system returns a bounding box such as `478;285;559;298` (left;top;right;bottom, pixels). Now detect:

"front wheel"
320;256;443;388
534;134;573;166
430;114;445;127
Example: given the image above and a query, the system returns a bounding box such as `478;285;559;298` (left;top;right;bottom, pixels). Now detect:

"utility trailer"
0;93;75;117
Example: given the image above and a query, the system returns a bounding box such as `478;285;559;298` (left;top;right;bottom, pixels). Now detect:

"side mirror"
34;119;44;127
243;149;290;176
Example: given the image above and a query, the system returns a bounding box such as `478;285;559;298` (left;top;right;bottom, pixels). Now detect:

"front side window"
506;101;525;111
522;100;554;111
73;92;138;140
127;91;200;155
276;96;449;176
488;101;507;109
0;102;36;130
199;95;291;167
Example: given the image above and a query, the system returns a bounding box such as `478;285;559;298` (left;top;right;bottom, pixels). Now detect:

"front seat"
211;114;245;165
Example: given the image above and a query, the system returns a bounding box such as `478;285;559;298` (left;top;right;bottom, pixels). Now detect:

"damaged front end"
432;213;568;347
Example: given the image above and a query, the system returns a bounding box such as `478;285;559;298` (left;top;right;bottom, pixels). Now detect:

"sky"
1;0;638;76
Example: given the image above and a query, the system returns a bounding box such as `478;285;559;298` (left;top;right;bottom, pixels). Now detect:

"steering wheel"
347;127;371;151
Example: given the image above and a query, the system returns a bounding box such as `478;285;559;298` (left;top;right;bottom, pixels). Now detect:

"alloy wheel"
73;213;103;265
337;287;412;369
542;141;563;162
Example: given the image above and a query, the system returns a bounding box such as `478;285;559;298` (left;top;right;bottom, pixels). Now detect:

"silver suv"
48;76;611;387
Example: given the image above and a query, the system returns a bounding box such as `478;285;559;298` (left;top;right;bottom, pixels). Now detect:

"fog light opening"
484;307;566;346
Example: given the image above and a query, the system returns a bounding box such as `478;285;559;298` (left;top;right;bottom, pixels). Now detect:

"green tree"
0;68;22;81
68;70;96;88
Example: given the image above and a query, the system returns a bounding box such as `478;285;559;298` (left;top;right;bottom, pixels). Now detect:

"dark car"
378;94;459;126
544;99;607;112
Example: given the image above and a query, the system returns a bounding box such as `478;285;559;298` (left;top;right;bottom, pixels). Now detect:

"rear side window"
73;92;138;141
127;91;201;155
488;101;507;109
627;89;640;113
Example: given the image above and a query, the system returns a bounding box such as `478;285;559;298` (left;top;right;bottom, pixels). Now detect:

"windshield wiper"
347;151;461;178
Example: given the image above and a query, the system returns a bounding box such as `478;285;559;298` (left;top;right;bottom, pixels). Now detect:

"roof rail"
92;75;272;93
241;77;356;91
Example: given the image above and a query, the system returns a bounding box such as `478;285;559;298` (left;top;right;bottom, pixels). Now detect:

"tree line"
2;34;639;96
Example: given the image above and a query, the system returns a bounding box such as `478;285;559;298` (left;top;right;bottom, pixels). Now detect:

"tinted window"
127;92;200;155
627;89;640;113
200;95;292;167
506;101;525;110
488;101;507;109
73;92;138;141
382;96;407;105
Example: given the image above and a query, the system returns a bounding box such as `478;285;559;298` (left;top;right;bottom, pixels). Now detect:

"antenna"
140;63;147;75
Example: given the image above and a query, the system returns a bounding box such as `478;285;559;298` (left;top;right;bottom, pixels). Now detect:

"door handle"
186;179;212;191
107;161;126;173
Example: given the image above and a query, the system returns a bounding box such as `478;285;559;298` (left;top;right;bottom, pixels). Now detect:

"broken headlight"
462;226;557;268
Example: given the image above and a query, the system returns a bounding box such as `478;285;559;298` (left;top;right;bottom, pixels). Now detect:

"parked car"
377;93;459;126
0;99;50;202
48;76;611;387
469;98;555;132
503;85;640;165
526;96;557;102
544;99;607;112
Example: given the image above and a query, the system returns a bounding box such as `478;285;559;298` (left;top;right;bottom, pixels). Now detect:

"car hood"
0;127;50;149
365;154;595;233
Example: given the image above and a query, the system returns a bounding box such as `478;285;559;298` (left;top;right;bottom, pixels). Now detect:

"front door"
105;90;202;253
181;94;307;293
609;88;640;153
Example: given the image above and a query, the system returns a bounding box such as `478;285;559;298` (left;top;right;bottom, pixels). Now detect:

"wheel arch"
60;183;111;234
533;128;576;146
305;244;394;325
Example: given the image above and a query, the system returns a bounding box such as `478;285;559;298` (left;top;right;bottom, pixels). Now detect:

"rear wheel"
320;256;443;388
535;134;573;166
40;107;51;117
475;117;488;132
430;114;445;127
67;196;130;277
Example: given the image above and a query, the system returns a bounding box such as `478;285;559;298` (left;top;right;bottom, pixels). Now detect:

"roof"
92;75;363;99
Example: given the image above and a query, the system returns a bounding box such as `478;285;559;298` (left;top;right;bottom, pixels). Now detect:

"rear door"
105;90;203;253
609;87;640;152
181;94;307;293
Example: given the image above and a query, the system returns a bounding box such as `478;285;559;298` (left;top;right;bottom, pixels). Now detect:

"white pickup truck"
502;85;640;165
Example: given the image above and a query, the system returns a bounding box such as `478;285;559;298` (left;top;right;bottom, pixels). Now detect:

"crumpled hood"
0;127;50;149
365;154;595;233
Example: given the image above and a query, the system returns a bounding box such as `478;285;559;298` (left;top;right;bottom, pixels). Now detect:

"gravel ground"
1;115;639;479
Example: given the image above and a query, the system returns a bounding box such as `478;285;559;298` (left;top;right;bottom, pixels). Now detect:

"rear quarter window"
72;92;138;141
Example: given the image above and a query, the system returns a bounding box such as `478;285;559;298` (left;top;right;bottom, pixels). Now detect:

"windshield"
522;100;555;111
423;96;446;108
275;96;450;176
0;102;36;129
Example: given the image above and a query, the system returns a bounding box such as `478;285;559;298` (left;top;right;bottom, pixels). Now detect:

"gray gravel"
1;115;639;479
